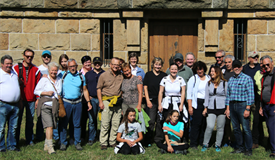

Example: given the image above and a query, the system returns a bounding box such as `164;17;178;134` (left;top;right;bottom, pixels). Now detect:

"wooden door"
149;20;198;71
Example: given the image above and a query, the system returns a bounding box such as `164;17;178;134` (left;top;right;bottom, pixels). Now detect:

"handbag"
47;78;66;118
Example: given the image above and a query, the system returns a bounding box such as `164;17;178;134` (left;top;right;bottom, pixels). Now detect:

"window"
101;19;113;66
234;19;247;61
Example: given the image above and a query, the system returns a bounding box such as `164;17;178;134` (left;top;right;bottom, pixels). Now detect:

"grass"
0;111;273;160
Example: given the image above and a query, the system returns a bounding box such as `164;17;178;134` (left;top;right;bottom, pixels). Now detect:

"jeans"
53;121;59;141
0;101;19;150
252;94;264;144
263;104;275;153
59;101;82;146
230;101;252;151
88;98;100;142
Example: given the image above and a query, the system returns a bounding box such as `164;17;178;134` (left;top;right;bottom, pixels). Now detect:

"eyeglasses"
252;56;259;59
215;56;224;59
68;65;77;68
42;55;51;58
111;63;120;66
262;63;270;68
25;55;34;59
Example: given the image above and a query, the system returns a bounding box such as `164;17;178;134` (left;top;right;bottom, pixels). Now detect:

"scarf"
170;120;178;126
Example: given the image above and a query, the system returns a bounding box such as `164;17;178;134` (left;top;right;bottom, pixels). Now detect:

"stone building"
0;0;275;71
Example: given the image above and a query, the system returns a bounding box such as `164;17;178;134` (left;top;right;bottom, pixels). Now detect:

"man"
13;49;42;146
97;57;123;150
59;59;92;151
222;55;235;147
225;60;254;156
166;53;193;142
209;50;226;74
185;52;196;69
0;55;21;152
85;57;105;145
38;50;52;75
259;55;275;158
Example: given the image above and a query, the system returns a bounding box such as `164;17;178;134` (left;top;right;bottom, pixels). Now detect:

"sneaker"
60;144;66;151
201;145;207;152
244;151;252;156
101;145;107;150
252;144;259;149
110;144;116;148
87;140;94;146
160;148;167;154
75;143;83;150
269;153;275;158
47;145;56;154
148;144;152;147
230;149;244;154
215;146;221;152
175;150;184;154
9;148;20;152
0;149;6;153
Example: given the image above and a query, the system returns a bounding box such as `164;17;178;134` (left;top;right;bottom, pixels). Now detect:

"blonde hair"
151;57;164;70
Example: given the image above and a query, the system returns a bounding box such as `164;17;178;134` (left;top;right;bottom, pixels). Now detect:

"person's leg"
190;99;204;147
118;142;131;154
59;101;72;146
156;141;168;151
223;117;232;145
0;102;9;150
145;102;157;145
100;100;112;146
252;94;261;146
7;104;19;150
173;144;190;151
52;121;59;141
109;105;122;146
16;101;25;144
80;98;88;140
183;100;189;142
154;112;164;143
263;104;275;154
203;114;216;147
36;114;44;141
88;98;99;142
215;114;226;147
238;103;252;152
72;102;82;145
131;144;140;155
230;102;244;151
197;99;206;146
25;101;35;145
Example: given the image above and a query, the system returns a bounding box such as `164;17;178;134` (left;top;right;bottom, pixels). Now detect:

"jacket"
13;62;41;102
204;80;227;109
261;68;275;104
135;66;145;81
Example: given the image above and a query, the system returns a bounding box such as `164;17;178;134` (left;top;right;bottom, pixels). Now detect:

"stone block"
127;20;140;45
66;51;88;65
205;19;219;46
256;11;275;18
228;0;269;9
23;19;55;33
10;34;38;50
257;35;275;52
268;20;275;34
0;51;23;64
0;10;24;17
71;34;91;51
205;46;219;52
91;34;100;51
29;0;44;7
56;19;79;33
227;12;255;18
139;52;148;64
88;51;100;59
212;0;228;8
247;20;267;34
45;0;78;8
114;51;127;59
139;65;148;73
201;11;223;18
80;0;118;9
247;35;255;52
93;12;120;18
198;22;204;51
80;19;100;34
59;11;93;18
141;20;148;52
123;11;143;18
25;11;58;17
260;52;275;62
128;46;140;51
0;0;29;8
219;19;234;52
113;19;127;51
197;52;216;65
0;18;22;32
39;34;70;50
0;34;8;50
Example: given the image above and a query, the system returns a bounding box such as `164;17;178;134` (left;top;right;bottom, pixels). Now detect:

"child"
114;108;145;155
156;110;189;154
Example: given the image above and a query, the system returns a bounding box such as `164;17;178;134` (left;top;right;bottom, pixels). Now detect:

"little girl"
157;110;189;154
114;108;145;155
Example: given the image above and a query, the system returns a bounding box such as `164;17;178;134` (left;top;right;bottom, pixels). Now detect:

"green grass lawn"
0;111;273;160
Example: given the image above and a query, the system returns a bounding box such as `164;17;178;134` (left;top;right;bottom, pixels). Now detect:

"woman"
156;110;189;154
58;54;69;72
129;52;145;81
158;63;187;122
143;57;167;146
121;63;143;114
80;55;93;75
201;66;228;152
187;61;210;149
34;62;62;154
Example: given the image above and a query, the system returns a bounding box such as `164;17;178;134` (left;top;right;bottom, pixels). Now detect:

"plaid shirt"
225;72;254;106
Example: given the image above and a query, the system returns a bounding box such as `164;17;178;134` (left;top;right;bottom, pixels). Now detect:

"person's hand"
202;108;207;117
47;91;54;96
167;145;174;153
35;99;39;109
136;105;142;112
189;107;193;116
99;102;104;110
162;126;172;132
87;102;93;111
130;141;136;147
179;105;183;112
147;101;153;109
225;109;230;119
126;140;133;147
259;107;263;116
137;76;142;81
158;105;163;112
42;74;47;78
243;110;250;118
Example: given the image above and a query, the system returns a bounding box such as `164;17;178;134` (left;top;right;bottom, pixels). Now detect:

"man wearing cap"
166;53;193;142
0;55;21;152
85;57;105;145
225;60;254;156
209;50;227;75
38;50;52;76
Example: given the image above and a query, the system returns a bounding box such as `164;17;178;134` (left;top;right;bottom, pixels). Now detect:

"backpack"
18;63;24;81
61;71;84;89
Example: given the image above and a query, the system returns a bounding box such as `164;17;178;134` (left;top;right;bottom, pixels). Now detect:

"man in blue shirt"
85;57;105;145
59;59;92;151
226;60;254;156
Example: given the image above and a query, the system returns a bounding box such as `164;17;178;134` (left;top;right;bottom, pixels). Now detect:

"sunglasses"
42;55;51;58
215;56;224;59
262;63;270;68
25;55;34;59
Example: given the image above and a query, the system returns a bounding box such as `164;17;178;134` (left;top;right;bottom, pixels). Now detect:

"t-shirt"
223;70;234;81
160;75;186;97
163;121;184;142
143;71;167;102
121;76;143;104
197;79;207;99
38;64;48;76
118;122;142;141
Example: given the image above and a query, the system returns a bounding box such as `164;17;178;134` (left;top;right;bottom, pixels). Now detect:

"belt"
230;101;245;104
63;98;82;104
0;100;18;106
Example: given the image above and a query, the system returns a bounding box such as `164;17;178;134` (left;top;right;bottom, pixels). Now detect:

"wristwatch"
245;108;250;111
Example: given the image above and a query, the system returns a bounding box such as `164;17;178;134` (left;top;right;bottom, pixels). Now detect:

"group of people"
0;48;275;158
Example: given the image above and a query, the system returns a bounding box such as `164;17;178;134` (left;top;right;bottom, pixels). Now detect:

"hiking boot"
75;143;83;150
87;140;94;146
201;145;207;152
44;144;48;151
60;144;66;151
244;151;252;156
160;148;167;154
270;153;275;158
110;144;116;148
230;149;244;154
47;145;56;154
215;146;221;152
252;144;259;149
101;145;107;150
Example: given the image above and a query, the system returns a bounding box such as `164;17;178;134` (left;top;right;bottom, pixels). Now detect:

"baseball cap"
232;60;242;68
93;57;102;63
42;50;51;56
248;51;259;58
174;53;183;61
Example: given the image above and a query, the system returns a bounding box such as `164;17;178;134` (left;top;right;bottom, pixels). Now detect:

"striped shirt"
225;72;254;106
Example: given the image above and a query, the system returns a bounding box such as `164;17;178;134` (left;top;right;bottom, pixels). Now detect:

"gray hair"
185;52;196;60
47;62;59;71
262;55;273;62
67;59;78;65
1;55;13;64
224;55;235;61
216;50;225;56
